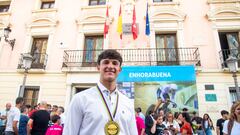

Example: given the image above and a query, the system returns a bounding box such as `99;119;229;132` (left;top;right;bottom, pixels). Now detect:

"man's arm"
12;120;18;135
27;119;33;135
216;120;220;135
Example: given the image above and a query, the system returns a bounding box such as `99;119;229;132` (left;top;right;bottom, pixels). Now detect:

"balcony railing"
219;49;239;68
62;48;201;67
18;53;48;69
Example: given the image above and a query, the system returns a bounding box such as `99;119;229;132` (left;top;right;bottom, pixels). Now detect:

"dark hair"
20;106;27;113
58;106;64;113
135;107;142;113
182;107;188;112
97;49;123;66
16;97;24;104
153;114;161;120
51;115;61;123
25;104;31;109
221;110;229;116
53;105;58;108
182;112;191;123
192;111;197;115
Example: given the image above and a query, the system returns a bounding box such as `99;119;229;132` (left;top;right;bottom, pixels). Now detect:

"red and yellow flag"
117;5;122;39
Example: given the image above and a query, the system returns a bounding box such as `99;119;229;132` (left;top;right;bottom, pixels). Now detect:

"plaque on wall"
122;23;139;35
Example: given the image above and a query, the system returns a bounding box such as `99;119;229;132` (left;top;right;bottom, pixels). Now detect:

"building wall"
0;1;240;131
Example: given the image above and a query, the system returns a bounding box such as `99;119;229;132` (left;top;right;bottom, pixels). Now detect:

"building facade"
0;0;240;125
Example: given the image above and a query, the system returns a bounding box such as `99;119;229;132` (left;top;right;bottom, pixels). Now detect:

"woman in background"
202;113;214;135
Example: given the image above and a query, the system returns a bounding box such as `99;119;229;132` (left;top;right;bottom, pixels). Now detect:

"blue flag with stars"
145;3;150;36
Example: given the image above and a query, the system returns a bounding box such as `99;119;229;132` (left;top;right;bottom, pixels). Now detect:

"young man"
63;49;138;135
5;97;24;135
216;110;229;135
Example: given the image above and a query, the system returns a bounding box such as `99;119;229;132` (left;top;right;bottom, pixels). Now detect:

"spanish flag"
117;5;122;39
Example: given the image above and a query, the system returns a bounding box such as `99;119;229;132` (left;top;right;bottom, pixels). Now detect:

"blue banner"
117;65;196;82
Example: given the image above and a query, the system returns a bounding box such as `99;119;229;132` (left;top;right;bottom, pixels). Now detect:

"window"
31;38;48;69
20;86;39;107
83;35;103;66
229;87;238;104
41;1;54;9
219;32;240;67
155;34;178;65
89;0;106;6
153;0;173;2
0;4;9;12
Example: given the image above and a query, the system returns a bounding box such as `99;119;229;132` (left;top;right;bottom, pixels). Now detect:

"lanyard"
96;85;119;121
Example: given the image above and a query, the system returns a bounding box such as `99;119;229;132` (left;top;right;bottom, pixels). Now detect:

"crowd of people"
135;101;240;135
1;98;239;135
0;97;65;135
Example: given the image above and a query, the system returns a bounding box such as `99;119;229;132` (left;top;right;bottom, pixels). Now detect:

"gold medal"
104;121;120;135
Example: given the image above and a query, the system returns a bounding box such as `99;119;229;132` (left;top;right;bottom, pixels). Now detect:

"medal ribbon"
96;85;119;121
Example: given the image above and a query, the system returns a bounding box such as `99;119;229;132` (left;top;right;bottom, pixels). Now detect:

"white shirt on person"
5;107;20;132
63;82;138;135
223;120;240;135
163;120;180;131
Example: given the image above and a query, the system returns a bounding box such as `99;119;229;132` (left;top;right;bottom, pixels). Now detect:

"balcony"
62;48;201;68
18;53;48;69
219;49;240;68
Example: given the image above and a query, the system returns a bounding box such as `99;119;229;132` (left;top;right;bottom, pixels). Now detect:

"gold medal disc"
104;121;120;135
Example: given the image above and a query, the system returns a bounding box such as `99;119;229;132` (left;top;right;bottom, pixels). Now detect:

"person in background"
202;113;214;135
223;101;240;135
0;102;11;135
216;110;229;135
145;105;155;135
151;114;166;135
5;97;24;135
191;111;203;135
50;105;58;116
136;107;145;122
27;101;50;135
56;106;65;127
135;108;145;135
47;104;52;114
179;112;193;135
46;115;63;135
19;106;29;135
28;104;38;118
163;112;180;135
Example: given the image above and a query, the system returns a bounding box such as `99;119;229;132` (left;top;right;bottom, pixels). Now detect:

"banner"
117;65;198;114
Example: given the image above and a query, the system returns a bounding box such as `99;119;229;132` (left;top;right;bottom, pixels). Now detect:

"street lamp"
19;54;33;97
226;55;240;100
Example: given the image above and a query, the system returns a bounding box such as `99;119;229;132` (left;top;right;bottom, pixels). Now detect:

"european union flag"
145;3;150;36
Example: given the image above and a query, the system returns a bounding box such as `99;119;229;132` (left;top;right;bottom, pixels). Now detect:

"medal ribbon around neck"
96;85;119;121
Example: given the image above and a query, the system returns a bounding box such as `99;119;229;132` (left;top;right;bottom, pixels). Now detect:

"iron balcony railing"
62;48;201;67
219;49;239;68
18;53;48;69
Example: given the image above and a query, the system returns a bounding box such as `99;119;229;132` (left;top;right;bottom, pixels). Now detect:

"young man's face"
97;59;122;83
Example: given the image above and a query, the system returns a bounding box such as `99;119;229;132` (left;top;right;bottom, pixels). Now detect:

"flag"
117;5;122;39
104;6;109;38
145;3;150;36
132;6;138;40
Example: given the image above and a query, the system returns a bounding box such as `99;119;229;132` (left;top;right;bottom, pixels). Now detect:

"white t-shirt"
223;120;240;135
5;107;20;132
